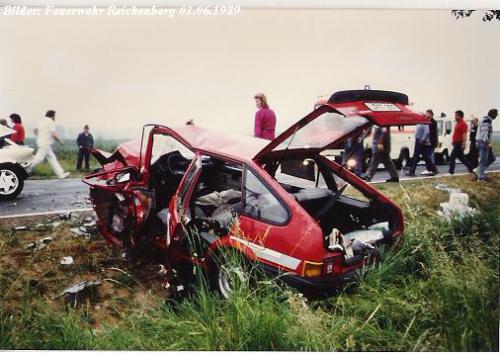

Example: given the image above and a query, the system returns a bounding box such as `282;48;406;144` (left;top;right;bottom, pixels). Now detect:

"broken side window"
243;168;289;225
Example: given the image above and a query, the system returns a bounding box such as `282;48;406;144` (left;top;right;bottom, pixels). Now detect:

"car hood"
254;89;429;160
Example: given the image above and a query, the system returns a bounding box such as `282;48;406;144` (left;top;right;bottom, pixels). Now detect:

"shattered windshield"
273;112;369;151
150;133;195;165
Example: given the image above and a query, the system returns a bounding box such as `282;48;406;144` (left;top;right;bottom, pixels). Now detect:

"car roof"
171;125;269;162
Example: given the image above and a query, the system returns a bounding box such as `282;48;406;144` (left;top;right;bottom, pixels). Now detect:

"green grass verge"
0;174;499;350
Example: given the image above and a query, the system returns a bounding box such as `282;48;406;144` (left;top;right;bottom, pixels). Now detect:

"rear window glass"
273;112;368;151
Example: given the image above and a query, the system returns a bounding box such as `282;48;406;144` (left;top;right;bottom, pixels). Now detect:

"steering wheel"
165;153;189;177
315;184;348;222
152;152;188;178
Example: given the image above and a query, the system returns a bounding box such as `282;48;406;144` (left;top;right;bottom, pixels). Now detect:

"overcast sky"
1;8;499;139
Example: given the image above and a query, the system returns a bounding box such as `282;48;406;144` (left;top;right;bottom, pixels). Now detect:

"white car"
0;126;33;200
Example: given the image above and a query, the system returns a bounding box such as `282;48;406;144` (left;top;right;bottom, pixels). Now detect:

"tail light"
302;261;323;277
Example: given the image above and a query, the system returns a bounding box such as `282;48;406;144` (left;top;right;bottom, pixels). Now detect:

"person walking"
9;113;25;145
362;126;399;182
254;93;276;140
468;116;479;169
343;136;364;177
448;110;473;175
30;110;70;179
406;121;438;177
475;109;497;182
428;109;439;166
76;124;94;172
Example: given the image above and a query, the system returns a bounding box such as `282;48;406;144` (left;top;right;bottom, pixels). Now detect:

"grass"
493;139;500;155
0;174;499;350
24;138;123;178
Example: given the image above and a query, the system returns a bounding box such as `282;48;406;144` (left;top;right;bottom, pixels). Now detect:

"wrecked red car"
84;90;429;298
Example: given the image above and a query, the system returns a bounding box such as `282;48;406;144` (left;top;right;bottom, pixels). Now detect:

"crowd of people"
0;110;94;178
0;96;496;183
250;94;497;183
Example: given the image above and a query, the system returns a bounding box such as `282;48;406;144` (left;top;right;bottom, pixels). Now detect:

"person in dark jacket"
76;125;94;172
468;117;479;169
362;126;399;182
428;110;439;165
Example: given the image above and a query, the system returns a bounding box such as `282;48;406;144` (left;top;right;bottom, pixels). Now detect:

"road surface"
1;161;499;218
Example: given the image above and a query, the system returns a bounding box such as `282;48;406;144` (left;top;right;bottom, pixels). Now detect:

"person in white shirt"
30;110;70;179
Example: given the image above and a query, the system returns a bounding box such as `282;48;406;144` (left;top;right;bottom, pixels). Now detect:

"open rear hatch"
254;89;429;161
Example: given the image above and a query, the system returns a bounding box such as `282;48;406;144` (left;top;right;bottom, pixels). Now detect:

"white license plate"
365;102;401;112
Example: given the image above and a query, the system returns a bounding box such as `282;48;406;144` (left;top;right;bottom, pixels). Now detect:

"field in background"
0;174;498;351
24;138;124;178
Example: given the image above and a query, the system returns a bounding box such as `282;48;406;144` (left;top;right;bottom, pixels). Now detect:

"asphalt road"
1;161;499;218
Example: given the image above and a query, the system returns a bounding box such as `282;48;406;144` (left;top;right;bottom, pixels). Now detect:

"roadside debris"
434;182;461;194
438;191;477;221
434;183;476;221
70;215;98;238
25;236;53;251
70;226;91;239
60;256;74;265
57;280;102;305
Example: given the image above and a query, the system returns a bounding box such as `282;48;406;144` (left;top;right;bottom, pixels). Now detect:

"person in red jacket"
254;93;276;140
448;110;473;175
9;113;25;145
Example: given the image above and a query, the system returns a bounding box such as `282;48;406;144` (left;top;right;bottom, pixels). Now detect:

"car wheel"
209;250;252;299
0;164;24;201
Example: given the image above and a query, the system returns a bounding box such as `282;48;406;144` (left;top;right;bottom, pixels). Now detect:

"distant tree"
452;10;500;21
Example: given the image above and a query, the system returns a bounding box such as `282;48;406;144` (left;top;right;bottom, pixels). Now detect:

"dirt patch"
0;213;170;329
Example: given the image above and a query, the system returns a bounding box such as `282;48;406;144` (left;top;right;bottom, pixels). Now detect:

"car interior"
263;156;396;258
187;157;244;237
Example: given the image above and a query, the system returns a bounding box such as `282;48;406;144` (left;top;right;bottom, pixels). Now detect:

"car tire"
0;163;24;201
208;249;253;299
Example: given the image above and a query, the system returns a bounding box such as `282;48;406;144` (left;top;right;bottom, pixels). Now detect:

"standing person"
30;110;70;179
448;110;473;175
406;121;438;177
254;93;276;140
9;113;25;145
0;119;9;148
428;109;439;166
475;109;497;182
468;117;479;169
343;137;364;177
362;126;399;182
76;124;94;172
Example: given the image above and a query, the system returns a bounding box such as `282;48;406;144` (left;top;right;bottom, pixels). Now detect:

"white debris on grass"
60;256;74;265
438;191;477;221
25;236;54;251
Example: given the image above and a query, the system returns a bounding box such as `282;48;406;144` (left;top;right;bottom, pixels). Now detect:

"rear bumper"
262;264;359;298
